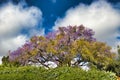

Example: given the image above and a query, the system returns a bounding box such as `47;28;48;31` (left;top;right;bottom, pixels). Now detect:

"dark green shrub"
106;61;120;77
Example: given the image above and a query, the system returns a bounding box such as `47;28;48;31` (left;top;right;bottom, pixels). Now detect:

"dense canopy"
3;25;115;70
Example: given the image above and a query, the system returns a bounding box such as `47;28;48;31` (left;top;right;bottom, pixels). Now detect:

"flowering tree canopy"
5;25;115;69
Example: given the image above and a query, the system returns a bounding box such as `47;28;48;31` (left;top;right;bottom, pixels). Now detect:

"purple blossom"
46;31;57;40
22;42;33;51
9;41;34;61
9;47;23;61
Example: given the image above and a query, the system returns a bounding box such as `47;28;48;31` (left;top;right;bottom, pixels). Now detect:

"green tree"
2;56;9;66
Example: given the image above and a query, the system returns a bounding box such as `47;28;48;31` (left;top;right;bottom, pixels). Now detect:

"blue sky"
25;0;94;33
0;0;120;58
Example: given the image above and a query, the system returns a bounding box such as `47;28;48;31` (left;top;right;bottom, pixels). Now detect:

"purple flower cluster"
9;48;23;61
9;41;33;61
45;31;57;40
56;25;96;46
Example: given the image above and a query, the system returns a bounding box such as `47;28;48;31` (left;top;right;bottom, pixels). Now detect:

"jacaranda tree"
4;25;115;69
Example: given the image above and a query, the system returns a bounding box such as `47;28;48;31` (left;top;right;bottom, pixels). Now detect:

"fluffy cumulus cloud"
53;1;120;48
0;2;43;56
0;35;28;56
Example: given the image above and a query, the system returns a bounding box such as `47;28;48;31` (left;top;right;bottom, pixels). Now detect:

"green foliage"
2;56;9;66
104;45;120;77
106;61;120;77
0;66;117;80
2;56;21;67
72;40;115;69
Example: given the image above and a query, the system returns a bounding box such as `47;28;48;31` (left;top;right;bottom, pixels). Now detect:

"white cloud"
111;40;120;54
29;28;45;37
0;2;43;56
53;1;120;47
0;2;42;38
0;56;2;65
0;35;28;56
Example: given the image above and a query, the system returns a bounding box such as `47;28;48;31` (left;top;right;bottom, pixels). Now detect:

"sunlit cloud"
0;2;43;56
53;1;120;48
